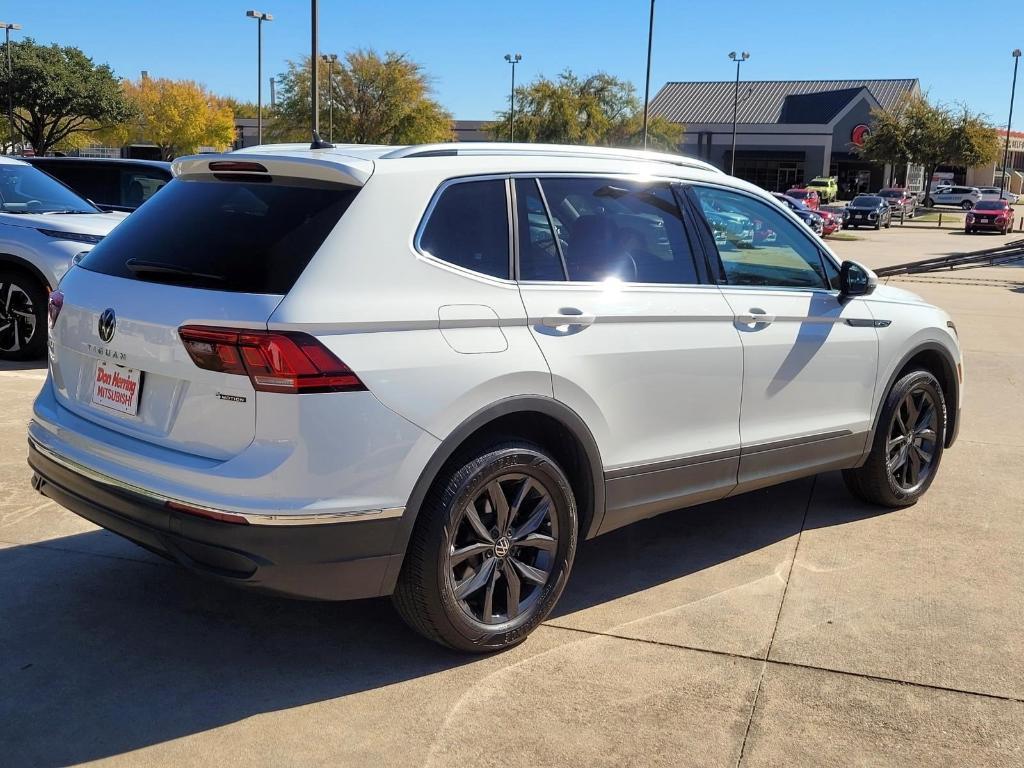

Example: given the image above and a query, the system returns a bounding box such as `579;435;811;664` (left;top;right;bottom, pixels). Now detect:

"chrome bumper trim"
28;436;404;526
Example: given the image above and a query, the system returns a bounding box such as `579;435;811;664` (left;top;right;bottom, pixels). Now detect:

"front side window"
691;186;832;290
419;179;510;279
0;164;98;213
525;177;699;285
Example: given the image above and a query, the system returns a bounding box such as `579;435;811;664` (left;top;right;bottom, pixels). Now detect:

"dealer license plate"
92;361;143;416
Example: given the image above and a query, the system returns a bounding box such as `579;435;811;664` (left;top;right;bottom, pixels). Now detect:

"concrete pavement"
1;226;1022;766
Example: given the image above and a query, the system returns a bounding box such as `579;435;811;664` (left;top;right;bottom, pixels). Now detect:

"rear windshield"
78;177;358;294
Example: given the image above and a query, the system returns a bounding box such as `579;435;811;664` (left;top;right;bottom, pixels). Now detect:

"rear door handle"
736;309;775;325
540;308;596;328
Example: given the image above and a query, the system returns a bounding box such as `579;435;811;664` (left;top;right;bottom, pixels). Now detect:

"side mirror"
839;260;877;298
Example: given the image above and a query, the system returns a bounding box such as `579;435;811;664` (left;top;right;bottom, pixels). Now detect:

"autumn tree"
111;77;235;159
488;70;683;151
268;50;452;144
859;95;1001;203
2;38;133;155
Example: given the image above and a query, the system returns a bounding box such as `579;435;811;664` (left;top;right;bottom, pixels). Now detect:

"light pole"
999;49;1021;198
246;10;273;146
321;53;337;143
310;0;331;147
728;51;749;176
642;0;655;150
504;53;521;142
1;22;22;152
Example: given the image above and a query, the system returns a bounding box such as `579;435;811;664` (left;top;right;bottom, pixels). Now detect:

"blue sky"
10;0;1022;129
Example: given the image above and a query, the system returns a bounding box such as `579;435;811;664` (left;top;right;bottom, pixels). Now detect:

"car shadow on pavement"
0;472;887;767
552;472;886;618
0;359;47;372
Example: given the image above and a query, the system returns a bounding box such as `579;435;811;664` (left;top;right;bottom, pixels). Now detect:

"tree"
268;50;452;144
3;38;133;155
860;95;1002;203
488;70;683;151
113;77;235;160
222;96;259;119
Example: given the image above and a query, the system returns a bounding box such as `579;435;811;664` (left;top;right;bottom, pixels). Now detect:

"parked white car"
978;186;1019;204
924;185;982;209
0;155;127;359
28;143;963;652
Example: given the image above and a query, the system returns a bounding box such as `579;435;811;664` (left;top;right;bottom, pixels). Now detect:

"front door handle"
736;309;775;325
540;308;596;328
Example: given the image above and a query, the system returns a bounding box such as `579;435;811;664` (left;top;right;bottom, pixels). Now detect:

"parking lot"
1;225;1022;767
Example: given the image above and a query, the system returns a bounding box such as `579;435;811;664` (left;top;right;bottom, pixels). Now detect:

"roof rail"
379;142;722;174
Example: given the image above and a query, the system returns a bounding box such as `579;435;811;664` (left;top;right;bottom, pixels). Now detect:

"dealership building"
648;78;923;195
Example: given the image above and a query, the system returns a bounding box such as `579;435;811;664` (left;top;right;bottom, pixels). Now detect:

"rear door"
52;168;362;460
687;184;878;492
513;175;744;532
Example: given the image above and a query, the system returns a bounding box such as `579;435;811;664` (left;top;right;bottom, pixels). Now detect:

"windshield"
877;190;903;198
787;190;809;198
0;164;98;214
852;196;882;206
809;179;830;185
974;201;1006;211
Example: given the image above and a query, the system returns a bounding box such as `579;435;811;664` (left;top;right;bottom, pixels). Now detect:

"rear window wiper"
125;258;226;283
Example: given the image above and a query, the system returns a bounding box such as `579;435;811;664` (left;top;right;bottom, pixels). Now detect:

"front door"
513;176;745;532
686;184;879;492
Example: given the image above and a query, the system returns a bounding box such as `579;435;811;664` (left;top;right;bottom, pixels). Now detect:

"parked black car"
843;195;892;230
770;192;824;235
23;157;172;212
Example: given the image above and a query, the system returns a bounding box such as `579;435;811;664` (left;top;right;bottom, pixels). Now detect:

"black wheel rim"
0;280;37;354
447;473;558;626
886;387;939;493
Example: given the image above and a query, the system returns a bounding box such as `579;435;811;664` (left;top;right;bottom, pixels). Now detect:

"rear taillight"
47;290;63;330
178;326;366;394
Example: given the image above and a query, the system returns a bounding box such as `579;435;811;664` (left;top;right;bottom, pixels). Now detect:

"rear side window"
120;167;169;207
419;179;510;279
79;177;358;294
528;177;700;285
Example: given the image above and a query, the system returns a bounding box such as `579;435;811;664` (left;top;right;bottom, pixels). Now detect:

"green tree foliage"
859;95;1002;202
2;38;134;155
268;50;452;144
488;70;683;151
222;96;259;119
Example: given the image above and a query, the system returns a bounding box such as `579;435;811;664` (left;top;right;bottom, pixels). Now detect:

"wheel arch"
865;341;960;461
381;396;605;594
0;253;51;292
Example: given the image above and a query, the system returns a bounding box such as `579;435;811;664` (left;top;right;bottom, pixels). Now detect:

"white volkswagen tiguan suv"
28;143;962;652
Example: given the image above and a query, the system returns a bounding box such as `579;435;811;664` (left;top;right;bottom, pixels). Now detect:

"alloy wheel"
886;387;939;492
0;280;38;354
447;473;558;625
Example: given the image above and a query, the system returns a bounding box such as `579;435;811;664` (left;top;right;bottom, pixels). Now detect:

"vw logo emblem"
98;308;116;343
493;536;512;559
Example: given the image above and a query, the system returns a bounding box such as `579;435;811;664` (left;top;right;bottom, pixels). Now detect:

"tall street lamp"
999;49;1021;198
728;51;750;176
504;53;522;142
321;53;338;143
246;10;273;146
642;0;655;150
1;22;22;151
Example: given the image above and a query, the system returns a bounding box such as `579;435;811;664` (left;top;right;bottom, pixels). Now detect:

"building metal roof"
650;79;920;125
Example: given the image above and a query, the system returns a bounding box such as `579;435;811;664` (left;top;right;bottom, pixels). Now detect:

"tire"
966;227;973;234
0;269;48;361
843;369;946;508
925;198;934;208
961;200;973;210
874;220;881;230
393;440;578;652
885;218;891;229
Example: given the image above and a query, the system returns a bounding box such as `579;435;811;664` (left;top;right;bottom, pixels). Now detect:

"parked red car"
785;187;820;210
815;208;841;236
966;200;1015;234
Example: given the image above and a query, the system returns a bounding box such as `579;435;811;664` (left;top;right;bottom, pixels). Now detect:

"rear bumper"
28;440;404;600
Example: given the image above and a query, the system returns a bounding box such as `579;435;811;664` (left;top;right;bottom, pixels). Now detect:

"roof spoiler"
172;153;372;187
